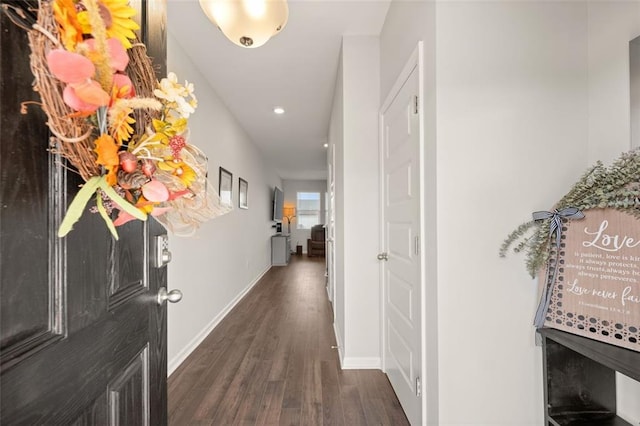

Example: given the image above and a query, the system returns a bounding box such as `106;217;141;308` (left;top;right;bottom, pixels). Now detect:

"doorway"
379;43;425;426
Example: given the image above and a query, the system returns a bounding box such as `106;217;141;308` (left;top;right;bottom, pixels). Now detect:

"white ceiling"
167;0;391;180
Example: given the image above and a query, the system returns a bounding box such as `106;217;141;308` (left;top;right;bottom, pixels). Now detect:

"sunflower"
77;0;140;49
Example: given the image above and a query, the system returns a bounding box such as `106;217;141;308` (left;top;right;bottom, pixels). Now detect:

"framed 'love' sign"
542;208;640;351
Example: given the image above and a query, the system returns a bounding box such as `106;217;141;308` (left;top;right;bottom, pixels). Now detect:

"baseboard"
341;357;381;369
331;323;380;369
167;265;271;376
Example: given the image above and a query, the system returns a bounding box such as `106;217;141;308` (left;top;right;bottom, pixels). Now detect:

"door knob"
377;252;389;261
157;287;183;305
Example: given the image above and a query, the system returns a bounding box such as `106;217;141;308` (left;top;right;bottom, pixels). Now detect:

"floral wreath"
3;0;230;239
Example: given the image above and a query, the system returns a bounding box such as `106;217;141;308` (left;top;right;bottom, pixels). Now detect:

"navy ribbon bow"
531;207;584;328
532;207;585;249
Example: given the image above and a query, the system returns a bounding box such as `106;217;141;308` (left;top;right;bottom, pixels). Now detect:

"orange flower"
94;134;119;185
134;196;155;214
53;0;84;51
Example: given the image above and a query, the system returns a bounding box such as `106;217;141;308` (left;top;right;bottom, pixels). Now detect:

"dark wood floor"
168;256;409;425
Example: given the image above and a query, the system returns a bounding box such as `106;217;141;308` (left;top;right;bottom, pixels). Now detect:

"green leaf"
96;193;119;240
99;180;147;221
58;176;104;238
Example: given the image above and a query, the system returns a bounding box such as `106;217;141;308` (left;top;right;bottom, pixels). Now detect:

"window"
296;192;320;229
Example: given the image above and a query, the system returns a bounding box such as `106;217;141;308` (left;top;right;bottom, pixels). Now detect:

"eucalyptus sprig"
500;149;640;277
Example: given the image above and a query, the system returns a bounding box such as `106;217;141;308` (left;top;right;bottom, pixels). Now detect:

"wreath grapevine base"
3;0;230;239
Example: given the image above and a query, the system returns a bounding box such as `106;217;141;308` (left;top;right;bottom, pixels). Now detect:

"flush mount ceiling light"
199;0;289;48
273;106;285;114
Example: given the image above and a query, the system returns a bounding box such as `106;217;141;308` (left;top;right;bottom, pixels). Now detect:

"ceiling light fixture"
323;143;328;148
273;107;285;114
199;0;289;48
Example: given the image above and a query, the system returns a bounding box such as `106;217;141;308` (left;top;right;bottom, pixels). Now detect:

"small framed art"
219;167;232;207
239;178;248;209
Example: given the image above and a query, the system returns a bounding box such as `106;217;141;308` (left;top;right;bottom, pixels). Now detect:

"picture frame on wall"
219;167;232;207
239;178;248;209
541;208;640;352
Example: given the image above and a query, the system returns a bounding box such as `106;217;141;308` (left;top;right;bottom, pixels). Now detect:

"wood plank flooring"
168;256;409;425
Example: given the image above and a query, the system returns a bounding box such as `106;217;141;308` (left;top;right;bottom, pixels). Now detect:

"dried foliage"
500;149;640;277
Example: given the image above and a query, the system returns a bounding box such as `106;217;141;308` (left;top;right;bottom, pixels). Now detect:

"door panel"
388;272;413;323
388;222;413;261
109;221;148;310
70;396;109;426
388;321;413;385
108;346;150;426
0;1;168;424
381;65;421;425
2;299;150;423
0;0;65;372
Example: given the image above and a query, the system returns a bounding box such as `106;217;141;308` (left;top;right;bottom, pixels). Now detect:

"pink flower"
46;38;132;113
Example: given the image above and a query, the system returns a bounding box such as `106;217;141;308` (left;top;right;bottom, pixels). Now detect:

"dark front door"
0;1;170;424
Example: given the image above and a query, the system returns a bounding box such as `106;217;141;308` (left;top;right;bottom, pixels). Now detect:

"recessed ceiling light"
273;107;285;114
323;143;328;148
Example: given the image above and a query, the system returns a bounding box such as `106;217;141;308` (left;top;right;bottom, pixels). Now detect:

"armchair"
307;225;326;257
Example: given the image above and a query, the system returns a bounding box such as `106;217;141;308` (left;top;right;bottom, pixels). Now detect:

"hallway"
168;256;409;425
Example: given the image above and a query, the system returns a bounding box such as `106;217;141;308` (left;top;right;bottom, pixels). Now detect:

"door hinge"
416;376;422;397
413;95;419;114
414;236;420;256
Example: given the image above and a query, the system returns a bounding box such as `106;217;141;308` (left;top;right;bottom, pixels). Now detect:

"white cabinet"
271;234;291;266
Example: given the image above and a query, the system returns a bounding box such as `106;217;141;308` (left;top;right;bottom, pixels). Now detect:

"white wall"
381;1;596;425
588;1;640;164
166;32;282;374
342;36;381;367
436;4;589;424
282;179;327;253
329;36;381;368
587;2;640;421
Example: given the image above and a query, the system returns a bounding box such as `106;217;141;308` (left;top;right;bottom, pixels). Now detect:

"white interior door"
381;64;422;425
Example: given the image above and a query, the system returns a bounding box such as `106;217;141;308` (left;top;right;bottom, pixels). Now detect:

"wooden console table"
539;328;640;425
